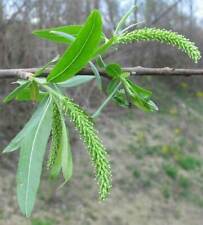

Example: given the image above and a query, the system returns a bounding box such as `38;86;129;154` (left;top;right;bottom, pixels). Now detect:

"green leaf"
13;80;28;85
47;10;102;83
33;55;59;77
57;75;95;88
126;79;152;99
131;95;158;112
30;81;39;101
15;88;47;102
17;96;53;217
50;31;75;42
51;30;106;43
32;25;82;44
107;79;120;93
123;79;158;112
61;116;73;183
3;81;30;103
89;61;102;89
105;64;122;78
115;5;137;34
4;81;47;102
93;37;115;57
110;89;129;108
33;77;47;84
96;56;106;68
108;78;158;111
2;97;48;153
107;79;129;107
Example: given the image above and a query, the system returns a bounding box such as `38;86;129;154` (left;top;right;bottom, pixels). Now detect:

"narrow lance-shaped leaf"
15;88;47;102
105;63;122;78
3;97;49;153
50;31;75;42
45;31;101;89
33;25;105;45
17;96;53;217
93;37;115;57
47;10;102;83
32;25;83;44
126;79;152;99
33;55;60;77
122;79;158;112
3;81;30;103
57;75;95;88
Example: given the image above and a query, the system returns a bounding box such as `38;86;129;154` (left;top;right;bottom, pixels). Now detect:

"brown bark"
0;66;203;80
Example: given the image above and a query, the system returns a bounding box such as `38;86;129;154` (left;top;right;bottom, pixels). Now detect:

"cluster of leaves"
2;6;201;217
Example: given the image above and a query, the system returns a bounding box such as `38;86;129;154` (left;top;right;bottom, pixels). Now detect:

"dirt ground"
0;79;203;225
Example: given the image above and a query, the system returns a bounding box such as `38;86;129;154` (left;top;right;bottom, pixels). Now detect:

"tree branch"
0;66;203;80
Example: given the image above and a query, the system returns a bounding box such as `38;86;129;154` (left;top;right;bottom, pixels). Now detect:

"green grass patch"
161;184;172;199
31;218;55;225
177;155;202;171
178;175;191;190
163;163;178;179
132;168;141;178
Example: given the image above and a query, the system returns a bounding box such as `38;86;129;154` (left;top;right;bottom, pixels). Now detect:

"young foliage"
3;81;30;103
2;7;202;217
17;96;53;217
57;75;95;88
33;25;82;44
47;10;102;83
3;97;50;153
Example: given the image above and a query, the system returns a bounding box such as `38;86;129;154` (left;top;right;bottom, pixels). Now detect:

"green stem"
41;84;64;100
89;61;102;90
92;82;121;118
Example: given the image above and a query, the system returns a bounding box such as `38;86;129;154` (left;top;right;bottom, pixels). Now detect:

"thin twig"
0;66;203;80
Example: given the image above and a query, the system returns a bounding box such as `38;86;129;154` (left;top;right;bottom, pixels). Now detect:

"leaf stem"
42;84;64;100
92;82;121;118
89;61;102;90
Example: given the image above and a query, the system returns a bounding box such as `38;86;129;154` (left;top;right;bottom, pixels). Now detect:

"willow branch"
0;67;203;79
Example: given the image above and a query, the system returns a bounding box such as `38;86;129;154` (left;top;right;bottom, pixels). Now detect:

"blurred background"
1;0;203;224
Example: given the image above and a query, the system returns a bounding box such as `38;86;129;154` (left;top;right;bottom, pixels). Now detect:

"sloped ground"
0;78;203;225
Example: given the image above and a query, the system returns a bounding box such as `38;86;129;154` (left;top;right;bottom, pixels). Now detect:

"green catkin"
62;96;112;200
114;28;201;63
47;102;62;169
